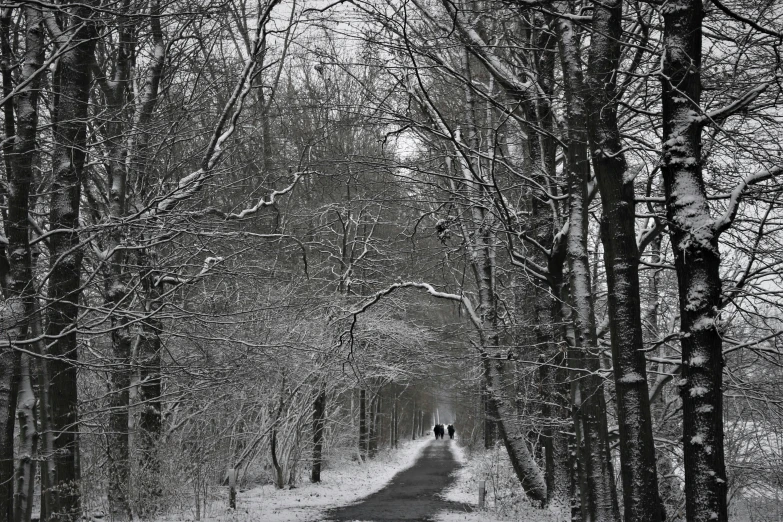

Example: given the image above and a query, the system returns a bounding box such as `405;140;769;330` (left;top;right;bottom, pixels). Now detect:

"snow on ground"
155;437;430;522
435;442;567;522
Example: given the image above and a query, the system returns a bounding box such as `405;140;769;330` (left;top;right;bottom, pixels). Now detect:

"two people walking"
433;424;455;439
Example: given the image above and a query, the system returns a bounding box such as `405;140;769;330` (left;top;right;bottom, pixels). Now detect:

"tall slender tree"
585;1;664;520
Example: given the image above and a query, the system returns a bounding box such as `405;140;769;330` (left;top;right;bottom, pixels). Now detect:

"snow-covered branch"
154;256;223;286
711;0;783;39
346;282;482;332
148;0;282;216
414;0;533;100
201;171;310;220
714;165;783;234
697;82;773;126
0;31;79;109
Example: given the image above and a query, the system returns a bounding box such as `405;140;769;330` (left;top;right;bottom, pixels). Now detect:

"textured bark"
47;3;98;517
445;146;547;503
270;381;285;488
483;355;548;503
136;295;163;512
0;342;19;522
411;400;416;440
525;22;563;507
523;13;571;506
311;385;326;482
585;1;663;521
393;395;399;449
482;382;496;449
107;329;132;521
1;7;14;178
1;7;44;521
128;3;166;504
92;5;134;517
553;4;620;521
14;352;38;522
33;303;56;520
359;389;367;460
470;171;547;503
660;2;728;521
368;394;379;457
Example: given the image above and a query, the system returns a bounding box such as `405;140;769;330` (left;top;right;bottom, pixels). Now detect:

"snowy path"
156;438;499;521
325;439;472;521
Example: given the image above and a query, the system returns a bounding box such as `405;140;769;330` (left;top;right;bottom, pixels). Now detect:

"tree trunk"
311;384;326;482
137;306;163;511
0;342;20;522
271;383;285;489
368;394;379;458
393;395;398;449
483;382;495;449
524;13;570;506
47;5;98;518
553;4;620;521
14;351;37;522
585;2;663;521
411;400;416;440
444;129;547;502
1;7;44;520
31;303;55;521
358;389;367;460
483;355;547;503
107;328;132;521
660;2;728;520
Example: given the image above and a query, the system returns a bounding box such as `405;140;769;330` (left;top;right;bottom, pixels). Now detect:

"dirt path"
326;439;472;521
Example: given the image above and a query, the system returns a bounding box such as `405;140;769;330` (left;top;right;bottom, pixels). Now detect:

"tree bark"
553;4;620;521
445;143;547;503
271;381;286;489
107;329;132;521
585;2;664;521
660;2;728;520
411;400;416;440
368;394;379;458
14;351;38;522
311;384;326;482
393;394;399;449
0;338;20;522
46;3;98;518
33;302;56;521
137;291;163;511
482;382;495;449
359;389;367;460
1;7;44;520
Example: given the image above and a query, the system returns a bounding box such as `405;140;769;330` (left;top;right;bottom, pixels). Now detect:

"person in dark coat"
433;425;440;439
447;425;455;439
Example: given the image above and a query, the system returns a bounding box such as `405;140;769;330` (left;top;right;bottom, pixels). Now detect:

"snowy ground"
155;438;430;522
154;437;566;522
436;442;568;522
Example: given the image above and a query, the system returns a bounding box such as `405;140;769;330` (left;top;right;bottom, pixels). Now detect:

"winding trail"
326;439;472;521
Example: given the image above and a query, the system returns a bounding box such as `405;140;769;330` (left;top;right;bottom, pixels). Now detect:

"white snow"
618;372;645;384
436;443;564;522
689;355;706;367
153;438;430;522
690;385;709;397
